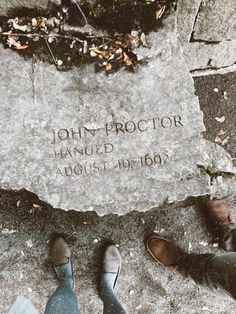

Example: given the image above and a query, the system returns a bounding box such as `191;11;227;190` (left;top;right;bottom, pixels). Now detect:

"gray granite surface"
192;0;236;42
183;40;236;71
177;0;202;45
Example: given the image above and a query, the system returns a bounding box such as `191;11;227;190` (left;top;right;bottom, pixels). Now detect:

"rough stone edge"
190;64;236;77
1;139;235;216
176;0;202;45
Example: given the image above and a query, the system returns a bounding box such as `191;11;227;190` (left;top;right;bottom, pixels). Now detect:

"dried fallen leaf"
215;135;222;143
91;47;108;58
123;52;132;66
105;63;112;71
140;33;149;48
155;5;165;20
218;129;226;136
215;116;225;123
90;50;97;57
15;44;29;50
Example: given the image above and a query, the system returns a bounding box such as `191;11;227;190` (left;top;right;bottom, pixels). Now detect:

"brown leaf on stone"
140;33;149;47
15;44;29;50
123;52;133;66
91;47;108;58
155;5;165;20
105;63;112;71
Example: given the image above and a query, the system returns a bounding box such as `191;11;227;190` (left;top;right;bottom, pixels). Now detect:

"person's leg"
44;237;80;314
204;200;236;251
44;261;80;314
179;252;236;299
147;235;236;300
99;245;127;314
9;296;38;314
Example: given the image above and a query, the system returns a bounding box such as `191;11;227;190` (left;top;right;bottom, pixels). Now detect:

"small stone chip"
93;239;99;243
213;88;219;93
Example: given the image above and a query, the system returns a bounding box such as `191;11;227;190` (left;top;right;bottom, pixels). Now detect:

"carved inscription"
51;114;184;178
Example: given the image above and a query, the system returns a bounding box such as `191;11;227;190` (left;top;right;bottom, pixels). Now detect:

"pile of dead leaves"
0;1;167;72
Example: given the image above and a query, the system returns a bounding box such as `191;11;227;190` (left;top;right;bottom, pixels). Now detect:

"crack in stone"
190;61;236;73
189;0;203;43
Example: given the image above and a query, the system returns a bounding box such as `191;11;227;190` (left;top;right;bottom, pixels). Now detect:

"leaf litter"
0;0;172;73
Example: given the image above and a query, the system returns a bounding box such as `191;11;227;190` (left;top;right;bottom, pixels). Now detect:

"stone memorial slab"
0;10;235;215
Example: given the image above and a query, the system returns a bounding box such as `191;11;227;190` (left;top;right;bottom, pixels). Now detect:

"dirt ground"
0;72;236;314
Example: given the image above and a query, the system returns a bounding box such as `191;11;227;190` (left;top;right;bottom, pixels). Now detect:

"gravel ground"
0;71;236;314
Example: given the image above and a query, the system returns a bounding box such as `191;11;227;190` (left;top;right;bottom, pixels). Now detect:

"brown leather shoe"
50;237;71;266
146;236;184;267
205;200;234;227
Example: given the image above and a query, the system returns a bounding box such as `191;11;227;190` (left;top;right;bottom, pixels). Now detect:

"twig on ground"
0;32;85;43
44;38;57;65
71;0;88;25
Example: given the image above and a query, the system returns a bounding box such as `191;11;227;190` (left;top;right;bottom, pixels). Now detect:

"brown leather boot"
146;235;184;267
204;200;236;251
205;200;234;225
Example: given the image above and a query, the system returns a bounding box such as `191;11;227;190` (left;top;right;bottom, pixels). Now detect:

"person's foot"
146;235;184;267
204;200;236;251
100;244;122;292
50;236;74;286
205;200;234;226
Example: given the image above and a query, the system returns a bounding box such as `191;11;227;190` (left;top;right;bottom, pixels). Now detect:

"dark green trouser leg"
100;273;127;314
44;279;80;314
179;252;236;300
44;261;80;314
